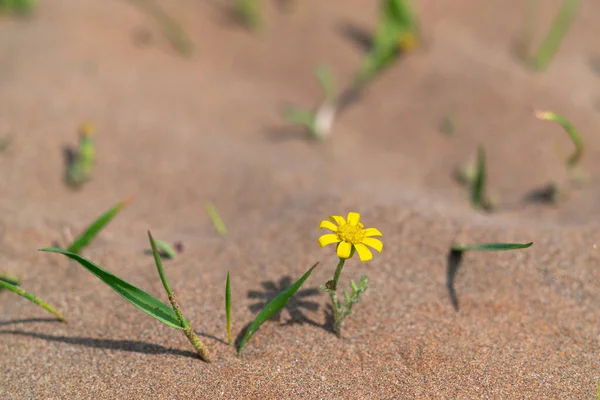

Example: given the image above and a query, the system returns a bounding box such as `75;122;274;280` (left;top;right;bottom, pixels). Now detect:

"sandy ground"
1;0;600;398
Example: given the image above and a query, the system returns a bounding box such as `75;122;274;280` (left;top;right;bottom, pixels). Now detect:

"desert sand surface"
1;0;600;398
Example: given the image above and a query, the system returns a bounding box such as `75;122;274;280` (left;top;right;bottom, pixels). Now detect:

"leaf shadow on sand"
0;317;61;327
0;330;199;359
446;249;464;312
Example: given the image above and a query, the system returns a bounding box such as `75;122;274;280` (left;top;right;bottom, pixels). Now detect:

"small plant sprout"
206;203;227;236
354;0;419;86
535;111;583;172
235;0;263;32
237;262;319;355
447;242;533;311
529;0;580;72
283;64;338;141
153;239;179;259
40;231;211;362
67;122;96;188
225;272;232;346
0;271;20;286
457;147;495;212
0;279;66;322
0;0;36;15
67;197;132;255
318;212;383;338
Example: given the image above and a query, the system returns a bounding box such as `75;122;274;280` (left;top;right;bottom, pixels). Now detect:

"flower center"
337;222;365;244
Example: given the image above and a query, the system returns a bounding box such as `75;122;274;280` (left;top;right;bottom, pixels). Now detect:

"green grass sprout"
67;122;96;188
283;64;337;140
0;0;36;15
67;197;132;255
0;280;66;322
128;0;194;57
0;271;20;286
206;203;227;236
354;0;419;86
451;242;534;253
535;110;583;170
235;0;263;32
470;146;495;212
153;239;178;259
237;262;319;355
225;271;232;346
530;0;580;72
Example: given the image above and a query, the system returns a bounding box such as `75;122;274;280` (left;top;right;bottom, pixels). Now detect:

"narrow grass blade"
0;271;20;286
154;239;178;259
225;272;232;346
451;242;533;252
530;0;580;72
206;203;227;236
0;280;66;322
315;65;336;103
40;247;184;330
237;262;319;355
471;146;486;210
535;110;583;169
67;197;131;254
282;107;315;128
148;232;211;362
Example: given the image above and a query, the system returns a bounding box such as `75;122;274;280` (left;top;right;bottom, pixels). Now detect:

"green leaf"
206;203;227;236
237;262;319;355
471;146;486;210
535;110;583;169
40;247;185;330
225;271;232;346
153;239;178;259
451;242;533;252
0;271;20;286
67;197;131;254
0;280;66;321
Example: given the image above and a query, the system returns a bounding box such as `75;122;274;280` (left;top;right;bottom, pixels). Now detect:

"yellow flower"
318;212;383;262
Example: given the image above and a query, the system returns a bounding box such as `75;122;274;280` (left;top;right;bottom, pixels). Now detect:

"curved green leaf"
451;242;533;252
237;262;319;355
40;247;184;330
68;197;131;254
0;280;66;321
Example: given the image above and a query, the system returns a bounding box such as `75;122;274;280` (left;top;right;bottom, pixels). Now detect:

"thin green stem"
332;258;345;289
0;280;66;322
225;271;232;346
328;258;346;338
148;231;211;362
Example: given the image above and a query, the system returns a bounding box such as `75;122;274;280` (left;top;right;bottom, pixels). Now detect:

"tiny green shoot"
282;64;337;140
0;0;36;14
535;110;583;170
225;271;232;346
354;0;419;86
469;146;495;212
206;203;227;236
153;239;178;259
0;280;66;322
451;242;534;253
235;0;263;32
237;262;319;355
67;197;132;255
0;271;20;286
530;0;580;72
67;122;96;188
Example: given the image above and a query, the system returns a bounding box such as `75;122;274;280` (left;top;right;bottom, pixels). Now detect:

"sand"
1;0;599;398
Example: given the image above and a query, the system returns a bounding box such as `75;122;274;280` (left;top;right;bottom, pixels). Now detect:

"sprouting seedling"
354;0;419;86
0;279;66;322
535;111;583;170
225;272;232;346
235;0;263;32
237;262;319;355
529;0;580;72
0;271;20;286
128;0;194;57
282;64;338;141
0;0;36;15
206;203;227;236
153;239;179;259
67;197;132;255
459;147;494;212
447;242;533;311
40;231;211;362
66;122;96;188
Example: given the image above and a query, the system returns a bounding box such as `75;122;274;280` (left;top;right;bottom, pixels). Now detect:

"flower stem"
328;258;346;338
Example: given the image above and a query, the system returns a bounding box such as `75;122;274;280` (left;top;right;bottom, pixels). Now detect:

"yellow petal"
329;215;345;226
318;234;340;248
354;243;373;262
319;220;338;232
364;228;382;237
347;212;361;226
337;241;352;258
362;237;383;252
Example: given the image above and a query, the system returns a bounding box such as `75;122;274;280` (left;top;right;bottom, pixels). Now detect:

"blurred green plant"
354;0;419;86
237;262;318;355
235;0;263;32
535;110;583;170
206;203;227;236
0;279;66;321
41;231;211;362
153;239;179;259
0;271;20;286
440;115;455;136
0;0;36;15
225;271;232;346
67;123;96;188
283;64;337;140
457;147;494;212
67;197;131;255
